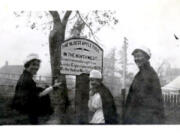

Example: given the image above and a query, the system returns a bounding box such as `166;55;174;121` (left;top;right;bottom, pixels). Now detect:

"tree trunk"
48;11;71;124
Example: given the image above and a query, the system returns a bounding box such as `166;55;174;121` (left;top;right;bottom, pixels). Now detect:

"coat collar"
139;61;151;71
23;69;33;78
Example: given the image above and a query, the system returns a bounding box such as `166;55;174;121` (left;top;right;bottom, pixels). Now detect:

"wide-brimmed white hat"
89;70;102;79
132;46;151;58
24;53;41;65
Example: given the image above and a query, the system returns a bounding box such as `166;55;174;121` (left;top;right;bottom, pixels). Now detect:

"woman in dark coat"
124;47;165;124
12;53;60;124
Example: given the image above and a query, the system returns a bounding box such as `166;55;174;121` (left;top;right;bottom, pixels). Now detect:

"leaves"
38;15;43;19
13;11;53;34
31;22;36;29
13;11;119;41
15;25;19;28
13;12;20;17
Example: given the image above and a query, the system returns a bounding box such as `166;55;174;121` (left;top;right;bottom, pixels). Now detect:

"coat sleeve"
137;72;163;110
100;86;118;124
20;78;40;114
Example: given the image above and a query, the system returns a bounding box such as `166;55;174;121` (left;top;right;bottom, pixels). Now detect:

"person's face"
27;60;40;75
133;51;148;68
90;78;101;89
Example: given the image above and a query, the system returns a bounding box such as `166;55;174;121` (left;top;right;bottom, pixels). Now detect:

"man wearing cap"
124;47;165;124
88;70;118;124
12;53;61;124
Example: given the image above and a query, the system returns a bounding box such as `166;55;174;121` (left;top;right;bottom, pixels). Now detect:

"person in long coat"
88;70;118;124
124;47;165;124
12;53;61;124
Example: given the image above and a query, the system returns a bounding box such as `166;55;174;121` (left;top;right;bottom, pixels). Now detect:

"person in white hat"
131;46;151;68
88;70;118;124
12;53;61;124
124;47;165;124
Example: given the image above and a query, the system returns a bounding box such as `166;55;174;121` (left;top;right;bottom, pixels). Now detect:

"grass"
1;94;180;125
0;95;17;125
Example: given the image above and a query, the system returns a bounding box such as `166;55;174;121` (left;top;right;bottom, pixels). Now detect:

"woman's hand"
52;79;63;90
39;81;63;97
53;82;62;89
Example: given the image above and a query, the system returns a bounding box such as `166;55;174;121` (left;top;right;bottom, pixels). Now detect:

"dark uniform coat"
12;70;53;117
97;84;118;124
124;62;165;124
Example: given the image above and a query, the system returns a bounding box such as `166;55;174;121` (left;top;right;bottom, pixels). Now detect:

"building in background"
0;61;24;86
0;61;24;97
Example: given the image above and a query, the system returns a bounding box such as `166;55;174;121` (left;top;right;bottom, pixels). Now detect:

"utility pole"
122;37;127;90
121;37;128;122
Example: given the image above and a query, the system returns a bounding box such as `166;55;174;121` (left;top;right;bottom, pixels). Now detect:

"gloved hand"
39;80;63;97
52;80;63;90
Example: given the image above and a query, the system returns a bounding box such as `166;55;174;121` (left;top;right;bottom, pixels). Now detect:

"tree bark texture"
48;11;72;124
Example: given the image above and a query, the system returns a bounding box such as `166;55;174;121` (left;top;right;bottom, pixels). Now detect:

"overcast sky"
0;0;180;75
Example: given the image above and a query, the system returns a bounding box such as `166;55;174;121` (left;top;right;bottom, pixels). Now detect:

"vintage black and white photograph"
0;0;180;127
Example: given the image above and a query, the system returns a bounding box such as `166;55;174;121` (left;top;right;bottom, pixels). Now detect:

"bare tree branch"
157;61;165;73
76;11;102;46
62;11;72;26
68;12;78;21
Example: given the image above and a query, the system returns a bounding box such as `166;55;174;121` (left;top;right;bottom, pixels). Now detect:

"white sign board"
60;38;103;75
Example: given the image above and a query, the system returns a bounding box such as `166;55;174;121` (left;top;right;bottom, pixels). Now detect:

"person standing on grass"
12;53;61;124
124;47;165;124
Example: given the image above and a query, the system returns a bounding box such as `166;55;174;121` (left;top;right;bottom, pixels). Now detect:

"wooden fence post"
75;73;89;124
